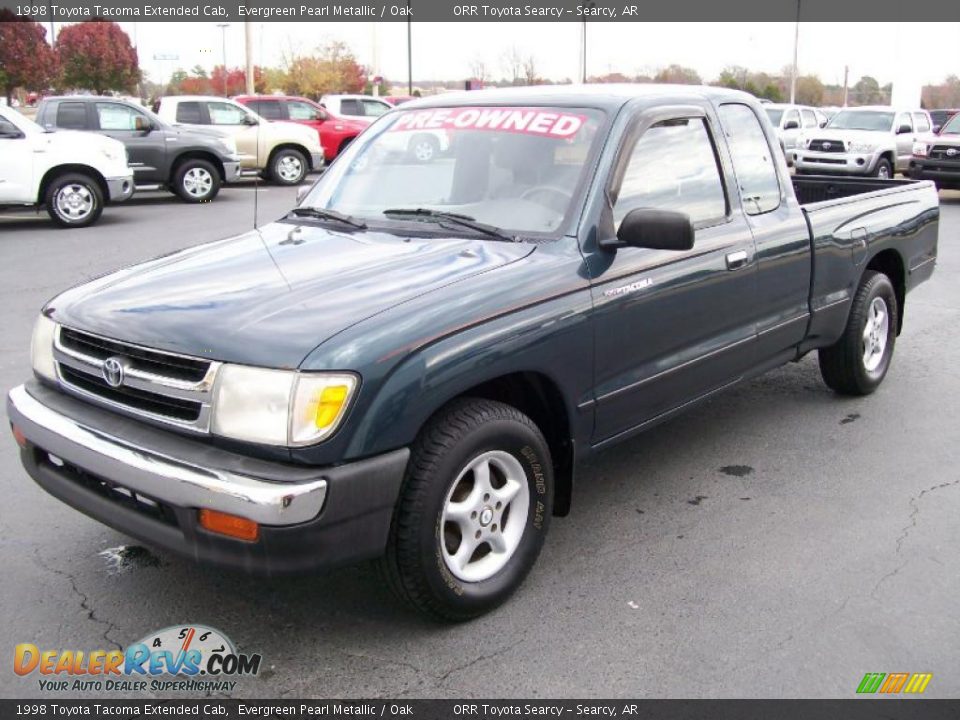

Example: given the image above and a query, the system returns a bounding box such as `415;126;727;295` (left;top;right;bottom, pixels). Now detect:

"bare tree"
522;55;538;86
500;46;522;86
468;56;488;83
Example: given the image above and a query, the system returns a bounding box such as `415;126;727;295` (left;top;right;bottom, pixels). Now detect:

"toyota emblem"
102;356;127;388
947;148;958;157
822;142;832;150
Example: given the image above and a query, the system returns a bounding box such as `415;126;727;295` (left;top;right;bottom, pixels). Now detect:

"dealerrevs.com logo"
14;624;262;693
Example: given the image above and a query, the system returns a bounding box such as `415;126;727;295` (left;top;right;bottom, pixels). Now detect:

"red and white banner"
390;107;587;138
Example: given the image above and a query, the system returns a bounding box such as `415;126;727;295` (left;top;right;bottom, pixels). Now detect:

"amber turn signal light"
198;509;260;542
11;424;27;449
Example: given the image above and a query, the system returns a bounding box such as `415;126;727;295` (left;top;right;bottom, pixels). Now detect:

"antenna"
251;20;260;230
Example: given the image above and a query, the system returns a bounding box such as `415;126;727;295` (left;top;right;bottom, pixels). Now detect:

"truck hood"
43;129;124;154
48;222;535;368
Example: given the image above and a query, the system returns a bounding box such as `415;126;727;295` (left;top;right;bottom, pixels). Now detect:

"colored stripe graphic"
879;673;909;693
857;673;885;694
903;673;933;694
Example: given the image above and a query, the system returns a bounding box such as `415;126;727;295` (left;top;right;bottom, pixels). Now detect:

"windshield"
764;109;784;126
302;106;606;235
941;114;960;135
827;110;894;132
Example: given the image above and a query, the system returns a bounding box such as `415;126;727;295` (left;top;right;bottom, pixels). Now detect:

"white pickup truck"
0;105;134;228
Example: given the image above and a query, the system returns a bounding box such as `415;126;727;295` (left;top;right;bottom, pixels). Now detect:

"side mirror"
315;110;329;121
896;124;912;134
296;185;311;205
784;120;800;130
134;116;153;132
602;208;694;251
932;125;941;134
242;115;259;126
819;120;827;128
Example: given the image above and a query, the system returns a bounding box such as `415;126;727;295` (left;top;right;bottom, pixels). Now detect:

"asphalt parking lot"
1;184;958;700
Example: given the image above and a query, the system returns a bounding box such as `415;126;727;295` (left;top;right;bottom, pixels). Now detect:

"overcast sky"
95;21;959;89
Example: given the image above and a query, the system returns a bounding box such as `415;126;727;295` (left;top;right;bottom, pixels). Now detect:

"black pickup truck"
36;96;242;203
8;86;939;620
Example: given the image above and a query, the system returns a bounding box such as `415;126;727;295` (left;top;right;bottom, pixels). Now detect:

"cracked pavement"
1;186;958;699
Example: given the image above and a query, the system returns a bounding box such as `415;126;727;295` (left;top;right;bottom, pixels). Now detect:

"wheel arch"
267;142;313;170
170;150;225;182
865;248;905;334
37;165;108;205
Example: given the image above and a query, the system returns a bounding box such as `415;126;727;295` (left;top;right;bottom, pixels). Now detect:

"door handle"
725;250;749;270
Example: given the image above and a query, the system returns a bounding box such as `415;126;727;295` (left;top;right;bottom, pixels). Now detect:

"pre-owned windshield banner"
3;0;959;21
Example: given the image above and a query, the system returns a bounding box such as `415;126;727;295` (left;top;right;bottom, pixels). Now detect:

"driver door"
204;100;260;167
0;114;33;201
588;107;759;445
94;101;165;184
894;112;914;172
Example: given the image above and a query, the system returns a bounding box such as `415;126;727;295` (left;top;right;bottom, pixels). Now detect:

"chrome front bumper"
793;150;883;175
7;384;327;526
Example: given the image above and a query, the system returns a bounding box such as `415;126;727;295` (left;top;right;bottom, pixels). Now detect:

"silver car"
793;106;933;178
764;103;828;154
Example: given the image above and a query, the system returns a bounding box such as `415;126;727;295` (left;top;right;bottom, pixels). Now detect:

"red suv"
234;95;368;163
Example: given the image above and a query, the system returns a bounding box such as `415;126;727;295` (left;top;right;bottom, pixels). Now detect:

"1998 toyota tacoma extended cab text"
7;87;939;620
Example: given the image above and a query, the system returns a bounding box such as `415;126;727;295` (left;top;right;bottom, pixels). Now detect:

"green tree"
654;64;701;85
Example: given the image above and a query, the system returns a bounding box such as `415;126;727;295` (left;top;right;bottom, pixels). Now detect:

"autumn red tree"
55;19;140;95
211;65;265;96
0;11;59;103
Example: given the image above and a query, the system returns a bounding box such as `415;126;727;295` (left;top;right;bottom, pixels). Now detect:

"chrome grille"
808;139;846;153
54;326;220;433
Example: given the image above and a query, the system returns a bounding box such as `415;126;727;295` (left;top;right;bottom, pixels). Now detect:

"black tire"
819;270;898;396
269;148;308;186
382;398;553;621
873;158;893;179
407;134;440;163
172;158;221;203
45;173;104;228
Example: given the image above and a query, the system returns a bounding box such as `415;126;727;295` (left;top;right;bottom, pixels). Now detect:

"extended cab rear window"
56;102;87;130
175;102;203;124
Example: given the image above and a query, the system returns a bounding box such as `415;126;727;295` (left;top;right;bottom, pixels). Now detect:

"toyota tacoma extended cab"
0;104;134;228
35;96;242;203
7;86;939;620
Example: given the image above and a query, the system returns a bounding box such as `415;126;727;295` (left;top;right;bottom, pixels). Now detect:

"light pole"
789;1;800;104
216;23;230;96
407;0;413;95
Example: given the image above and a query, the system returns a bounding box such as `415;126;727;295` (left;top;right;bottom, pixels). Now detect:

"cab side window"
718;103;782;215
613;117;727;230
783;109;800;129
253;101;284;120
801;109;818;128
896;113;913;133
95;102;144;131
288;101;318;120
206;102;248;126
912;113;931;133
339;99;361;116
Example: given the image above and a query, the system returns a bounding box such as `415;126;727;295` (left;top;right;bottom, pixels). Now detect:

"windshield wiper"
383;208;518;242
289;206;367;230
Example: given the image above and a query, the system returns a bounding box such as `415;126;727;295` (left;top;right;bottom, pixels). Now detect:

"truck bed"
794;175;939;352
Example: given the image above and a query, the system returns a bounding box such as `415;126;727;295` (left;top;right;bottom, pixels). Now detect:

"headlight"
912;142;928;157
30;314;58;382
211;366;358;446
848;142;874;153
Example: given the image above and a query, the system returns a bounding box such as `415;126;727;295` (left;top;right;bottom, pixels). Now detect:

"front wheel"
269;148;308;186
819;270;898;395
45;173;104;228
382;398;553;621
873;158;893;179
173;159;221;203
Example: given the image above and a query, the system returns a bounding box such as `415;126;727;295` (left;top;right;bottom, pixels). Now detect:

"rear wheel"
269;148;308;186
45;173;103;228
408;134;440;163
382;398;553;621
819;270;898;395
172;158;220;203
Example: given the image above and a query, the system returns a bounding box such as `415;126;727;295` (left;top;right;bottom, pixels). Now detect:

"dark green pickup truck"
8;86;939;620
